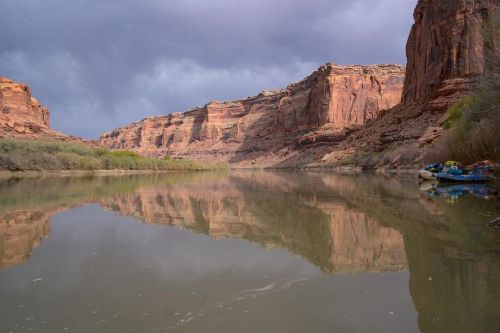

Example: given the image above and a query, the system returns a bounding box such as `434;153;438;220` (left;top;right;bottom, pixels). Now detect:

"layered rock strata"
100;64;405;164
403;0;497;108
0;77;49;127
320;0;500;166
0;76;84;142
100;0;498;168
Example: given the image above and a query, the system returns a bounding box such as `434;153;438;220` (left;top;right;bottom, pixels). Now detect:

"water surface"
0;172;499;332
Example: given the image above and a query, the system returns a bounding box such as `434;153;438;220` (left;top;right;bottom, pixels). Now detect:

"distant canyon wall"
0;77;50;137
99;64;405;163
2;0;498;168
0;76;84;142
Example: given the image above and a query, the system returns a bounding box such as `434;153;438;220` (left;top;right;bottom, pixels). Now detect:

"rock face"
100;64;405;164
0;76;92;142
402;0;497;109
0;77;50;127
100;0;498;168
320;0;500;167
0;77;52;137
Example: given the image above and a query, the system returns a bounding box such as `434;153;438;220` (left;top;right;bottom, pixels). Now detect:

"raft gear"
418;163;443;180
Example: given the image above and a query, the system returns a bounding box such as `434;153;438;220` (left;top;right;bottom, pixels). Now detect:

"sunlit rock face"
0;76;88;142
0;77;51;138
0;210;51;269
0;77;50;128
99;64;405;166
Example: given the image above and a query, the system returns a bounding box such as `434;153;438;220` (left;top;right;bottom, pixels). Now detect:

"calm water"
0;171;499;333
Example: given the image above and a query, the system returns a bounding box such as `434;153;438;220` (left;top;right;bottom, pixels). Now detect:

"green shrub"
0;138;227;172
443;96;475;129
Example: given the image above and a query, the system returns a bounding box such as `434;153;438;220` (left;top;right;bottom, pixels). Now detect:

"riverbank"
0;138;227;173
0;169;193;179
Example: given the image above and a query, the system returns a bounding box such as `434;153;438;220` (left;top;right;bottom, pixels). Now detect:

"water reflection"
422;182;498;202
0;172;499;332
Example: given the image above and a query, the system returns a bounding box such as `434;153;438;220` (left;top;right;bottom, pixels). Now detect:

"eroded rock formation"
320;0;500;166
0;76;87;142
403;0;497;109
0;77;50;127
100;64;405;165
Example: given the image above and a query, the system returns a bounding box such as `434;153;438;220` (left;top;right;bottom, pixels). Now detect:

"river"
0;171;499;332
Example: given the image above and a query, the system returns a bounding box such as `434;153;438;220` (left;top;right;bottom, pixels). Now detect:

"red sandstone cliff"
0;77;50;135
320;0;500;167
0;76;85;142
100;64;405;165
100;0;498;168
403;0;496;108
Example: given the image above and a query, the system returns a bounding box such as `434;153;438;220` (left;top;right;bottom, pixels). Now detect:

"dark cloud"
0;0;417;138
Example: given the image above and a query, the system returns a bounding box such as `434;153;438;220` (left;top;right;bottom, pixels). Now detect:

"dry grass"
0;138;227;172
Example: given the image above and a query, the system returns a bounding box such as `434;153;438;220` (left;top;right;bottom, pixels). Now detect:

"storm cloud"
0;0;417;138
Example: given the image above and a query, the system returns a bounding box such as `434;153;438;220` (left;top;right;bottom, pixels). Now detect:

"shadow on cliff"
226;104;331;167
188;109;207;143
226;110;277;165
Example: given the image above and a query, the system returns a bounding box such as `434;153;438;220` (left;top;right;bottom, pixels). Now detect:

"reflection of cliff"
99;173;408;273
0;173;408;274
315;203;407;272
308;172;500;333
0;210;51;269
1;172;499;332
407;235;500;333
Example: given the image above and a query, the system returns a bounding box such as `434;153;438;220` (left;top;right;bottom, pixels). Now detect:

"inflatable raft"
436;172;495;183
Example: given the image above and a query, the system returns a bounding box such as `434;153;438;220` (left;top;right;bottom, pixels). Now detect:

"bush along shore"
0;138;227;172
425;17;499;165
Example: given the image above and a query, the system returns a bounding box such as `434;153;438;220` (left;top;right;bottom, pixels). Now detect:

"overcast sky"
0;0;417;138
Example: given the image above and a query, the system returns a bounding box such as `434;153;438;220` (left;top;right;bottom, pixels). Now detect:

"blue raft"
436;172;495;183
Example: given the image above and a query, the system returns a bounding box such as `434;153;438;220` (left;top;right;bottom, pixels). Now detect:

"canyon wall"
0;76;82;141
402;0;498;109
100;64;405;164
319;0;500;166
100;0;499;167
0;77;50;127
0;76;51;137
